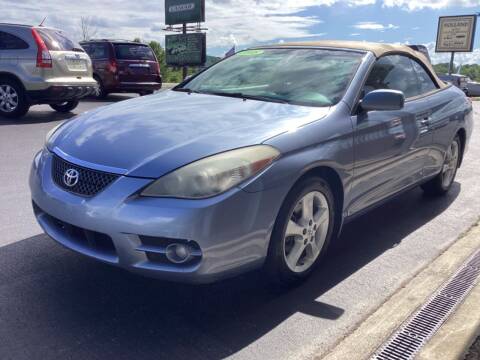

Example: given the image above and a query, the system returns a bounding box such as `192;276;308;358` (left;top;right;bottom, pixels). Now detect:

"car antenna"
39;17;47;27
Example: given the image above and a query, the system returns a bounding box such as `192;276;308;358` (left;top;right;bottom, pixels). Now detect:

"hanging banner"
165;0;205;25
436;15;477;52
166;33;206;66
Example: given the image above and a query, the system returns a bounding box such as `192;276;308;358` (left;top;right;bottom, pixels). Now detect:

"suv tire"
265;176;335;287
0;78;30;119
50;100;79;113
93;77;108;99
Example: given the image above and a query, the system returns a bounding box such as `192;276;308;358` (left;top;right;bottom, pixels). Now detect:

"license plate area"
66;59;87;71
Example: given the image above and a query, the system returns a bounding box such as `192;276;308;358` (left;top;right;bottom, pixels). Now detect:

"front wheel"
0;79;30;119
265;176;335;287
50;100;79;113
421;135;461;196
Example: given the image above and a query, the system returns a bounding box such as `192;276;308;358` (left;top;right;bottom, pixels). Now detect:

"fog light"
166;243;191;264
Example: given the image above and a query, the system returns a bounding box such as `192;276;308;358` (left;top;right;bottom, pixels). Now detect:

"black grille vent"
372;249;480;360
52;154;119;197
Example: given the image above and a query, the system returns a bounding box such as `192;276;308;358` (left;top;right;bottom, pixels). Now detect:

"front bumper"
30;150;283;283
27;85;98;104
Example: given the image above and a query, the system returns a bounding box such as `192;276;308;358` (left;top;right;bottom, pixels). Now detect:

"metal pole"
182;23;188;80
448;52;455;75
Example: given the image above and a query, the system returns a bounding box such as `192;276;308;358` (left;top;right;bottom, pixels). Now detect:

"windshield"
114;44;156;60
178;48;364;107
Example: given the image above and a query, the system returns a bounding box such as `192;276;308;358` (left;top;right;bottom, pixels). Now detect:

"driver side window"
364;55;420;99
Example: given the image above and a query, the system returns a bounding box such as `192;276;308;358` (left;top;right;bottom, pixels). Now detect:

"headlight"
45;122;64;146
141;145;280;199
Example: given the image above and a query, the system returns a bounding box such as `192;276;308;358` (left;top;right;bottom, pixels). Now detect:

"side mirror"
360;89;405;112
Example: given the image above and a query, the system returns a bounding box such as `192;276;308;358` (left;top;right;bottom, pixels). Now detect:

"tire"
265;176;336;287
93;77;108;99
139;90;154;96
50;100;79;113
421;135;461;196
0;78;30;119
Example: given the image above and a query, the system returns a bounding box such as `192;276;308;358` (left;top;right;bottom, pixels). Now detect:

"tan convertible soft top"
262;40;447;89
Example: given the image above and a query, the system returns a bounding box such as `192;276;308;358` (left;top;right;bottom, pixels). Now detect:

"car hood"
50;91;330;178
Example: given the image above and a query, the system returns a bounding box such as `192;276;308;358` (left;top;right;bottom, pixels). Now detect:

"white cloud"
353;22;399;30
382;0;479;11
0;0;476;54
425;42;480;65
350;33;361;36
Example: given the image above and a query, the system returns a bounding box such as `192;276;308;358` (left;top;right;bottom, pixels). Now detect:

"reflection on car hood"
50;91;330;178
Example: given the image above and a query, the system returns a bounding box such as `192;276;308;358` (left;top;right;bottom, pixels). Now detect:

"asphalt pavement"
0;97;479;360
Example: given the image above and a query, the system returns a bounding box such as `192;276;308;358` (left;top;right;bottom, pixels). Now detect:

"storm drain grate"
372;249;480;360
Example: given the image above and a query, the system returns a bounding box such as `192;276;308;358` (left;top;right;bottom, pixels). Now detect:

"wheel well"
0;72;25;92
457;128;466;167
297;166;345;235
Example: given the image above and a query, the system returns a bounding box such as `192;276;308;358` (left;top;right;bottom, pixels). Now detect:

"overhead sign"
166;33;206;66
436;15;477;52
165;0;205;25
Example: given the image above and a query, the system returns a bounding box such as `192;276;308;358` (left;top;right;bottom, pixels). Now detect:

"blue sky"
1;0;479;64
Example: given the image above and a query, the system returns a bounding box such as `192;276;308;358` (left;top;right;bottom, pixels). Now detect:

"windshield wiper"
173;88;200;94
204;91;290;104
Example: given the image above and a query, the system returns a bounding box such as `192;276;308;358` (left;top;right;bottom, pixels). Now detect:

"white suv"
0;23;97;119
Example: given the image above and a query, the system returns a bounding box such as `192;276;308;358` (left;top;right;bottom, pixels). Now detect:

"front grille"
33;201;118;262
52;154;119;197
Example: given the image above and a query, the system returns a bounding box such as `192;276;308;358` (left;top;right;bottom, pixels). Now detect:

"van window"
83;43;109;59
114;44;155;60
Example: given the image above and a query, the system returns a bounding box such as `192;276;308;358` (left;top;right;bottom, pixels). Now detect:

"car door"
348;55;434;215
409;58;444;178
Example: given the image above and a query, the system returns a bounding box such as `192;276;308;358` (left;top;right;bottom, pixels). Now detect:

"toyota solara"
30;41;473;285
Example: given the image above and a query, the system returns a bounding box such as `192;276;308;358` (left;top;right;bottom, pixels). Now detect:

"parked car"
438;73;469;93
80;39;162;98
0;23;96;119
465;79;480;97
30;41;473;285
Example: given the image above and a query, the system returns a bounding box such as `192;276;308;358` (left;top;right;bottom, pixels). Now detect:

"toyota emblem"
63;169;80;187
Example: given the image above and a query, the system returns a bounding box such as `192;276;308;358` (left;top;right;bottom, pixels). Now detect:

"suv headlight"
141;145;280;199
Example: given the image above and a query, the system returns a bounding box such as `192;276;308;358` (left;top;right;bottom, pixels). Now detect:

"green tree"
433;62;480;81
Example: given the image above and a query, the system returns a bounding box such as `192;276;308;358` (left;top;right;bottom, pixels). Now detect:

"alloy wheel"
0;85;19;113
283;191;330;273
442;140;459;188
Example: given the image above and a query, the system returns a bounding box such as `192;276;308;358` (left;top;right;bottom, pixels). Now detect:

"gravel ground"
466;337;480;360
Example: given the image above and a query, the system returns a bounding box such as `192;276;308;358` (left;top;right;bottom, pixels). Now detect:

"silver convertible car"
30;41;473;285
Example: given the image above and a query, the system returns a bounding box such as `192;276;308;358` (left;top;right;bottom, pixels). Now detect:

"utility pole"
182;23;188;80
448;52;455;75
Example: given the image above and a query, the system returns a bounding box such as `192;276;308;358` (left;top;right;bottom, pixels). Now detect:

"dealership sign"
166;33;206;66
165;0;205;25
436;15;477;52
